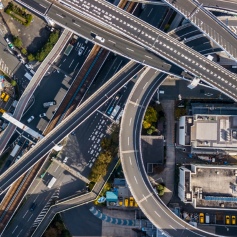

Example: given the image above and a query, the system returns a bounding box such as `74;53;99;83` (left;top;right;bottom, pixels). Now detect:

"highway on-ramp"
120;68;219;237
0;62;143;193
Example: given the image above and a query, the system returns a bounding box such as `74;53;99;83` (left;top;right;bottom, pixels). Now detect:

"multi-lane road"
19;0;237;102
0;61;143;193
120;68;218;237
163;0;237;60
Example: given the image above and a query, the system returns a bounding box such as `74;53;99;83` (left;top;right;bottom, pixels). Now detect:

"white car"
63;157;68;163
95;35;105;43
39;113;46;118
78;47;83;56
27;116;34;123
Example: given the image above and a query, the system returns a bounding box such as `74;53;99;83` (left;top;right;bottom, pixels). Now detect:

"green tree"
143;106;157;130
157;184;165;196
13;36;23;48
11;80;17;87
147;128;153;135
21;48;27;55
27;53;35;61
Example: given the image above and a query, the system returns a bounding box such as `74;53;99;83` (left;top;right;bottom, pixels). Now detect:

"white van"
205;213;210;224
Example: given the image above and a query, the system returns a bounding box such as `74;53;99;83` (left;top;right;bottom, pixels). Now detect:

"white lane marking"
56;13;64;18
154;211;160;217
143;194;148;202
143;82;148;89
16;229;23;237
128;137;129;145
169;225;177;231
12;225;18;234
129;117;132;126
134;176;138;184
54;165;59;172
23;210;28;218
126;48;134;52
63;58;66;62
145;55;152;59
39;3;46;8
69;59;74;68
129;156;132;165
34;194;39;202
108;40;116;44
27;214;33;222
73;22;81;27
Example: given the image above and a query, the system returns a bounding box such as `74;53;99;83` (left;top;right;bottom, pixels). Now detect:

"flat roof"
196;122;217;140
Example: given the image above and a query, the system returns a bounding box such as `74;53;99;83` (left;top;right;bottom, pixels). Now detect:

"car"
226;215;230;225
39;113;46;118
5;38;10;44
63;157;68;163
199;213;204;224
43;101;56;108
115;93;121;100
232;216;236;225
25;64;33;69
30;202;37;211
95;35;105;43
27;116;34;123
78;47;84;56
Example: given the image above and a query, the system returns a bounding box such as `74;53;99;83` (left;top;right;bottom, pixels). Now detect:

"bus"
47;176;57;188
10;144;20;157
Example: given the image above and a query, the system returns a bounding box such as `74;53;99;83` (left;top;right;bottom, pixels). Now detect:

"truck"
64;44;74;56
24;72;33;81
110;105;121;119
10;144;20;158
47;176;57;188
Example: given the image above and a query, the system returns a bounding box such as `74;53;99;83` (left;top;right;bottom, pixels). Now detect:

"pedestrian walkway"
156;100;175;205
89;206;135;226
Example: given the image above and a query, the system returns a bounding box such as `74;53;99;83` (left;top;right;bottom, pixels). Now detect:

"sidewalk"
156;100;176;205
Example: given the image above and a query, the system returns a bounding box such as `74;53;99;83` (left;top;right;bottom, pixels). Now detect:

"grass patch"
5;2;33;26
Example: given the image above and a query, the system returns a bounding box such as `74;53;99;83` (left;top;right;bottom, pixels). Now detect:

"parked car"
63;157;69;163
27;116;34;123
226;215;230;225
43;101;56;108
199;213;204;224
78;45;85;56
232;216;236;225
39;113;46;118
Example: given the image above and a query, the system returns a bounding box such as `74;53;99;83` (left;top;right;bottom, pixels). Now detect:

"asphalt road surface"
0;62;143;193
120;68;218;237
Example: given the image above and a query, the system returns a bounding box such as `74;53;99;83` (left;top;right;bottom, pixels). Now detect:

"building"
179;114;237;155
178;164;237;210
141;135;164;173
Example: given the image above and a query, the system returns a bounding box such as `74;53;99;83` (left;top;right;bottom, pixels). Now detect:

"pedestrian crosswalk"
0;58;13;77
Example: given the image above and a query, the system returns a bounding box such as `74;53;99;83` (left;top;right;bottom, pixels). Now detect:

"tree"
157;184;165;197
143;106;157;130
147;128;153;135
28;53;35;61
11;80;17;86
21;48;27;55
44;227;58;237
13;36;23;48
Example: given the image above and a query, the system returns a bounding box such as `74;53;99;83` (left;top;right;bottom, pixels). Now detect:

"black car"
30;202;37;211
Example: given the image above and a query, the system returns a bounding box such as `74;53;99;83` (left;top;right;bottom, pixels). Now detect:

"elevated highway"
15;0;237;101
120;68;218;237
162;0;237;61
50;0;237;101
0;61;143;193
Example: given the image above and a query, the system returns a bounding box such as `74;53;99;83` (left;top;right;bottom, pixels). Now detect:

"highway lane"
47;4;172;72
49;0;237;101
0;62;143;193
200;0;237;12
120;68;218;237
163;0;237;60
19;0;237;100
